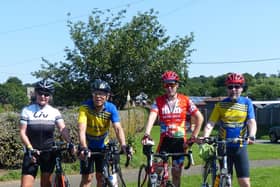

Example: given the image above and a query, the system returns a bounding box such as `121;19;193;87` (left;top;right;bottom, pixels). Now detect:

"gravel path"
0;159;279;187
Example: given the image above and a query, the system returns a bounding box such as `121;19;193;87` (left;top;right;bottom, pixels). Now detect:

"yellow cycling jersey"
78;99;120;137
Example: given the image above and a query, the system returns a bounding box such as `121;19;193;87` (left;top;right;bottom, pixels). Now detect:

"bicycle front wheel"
138;164;149;187
220;175;232;187
202;160;216;187
51;174;70;187
165;181;175;187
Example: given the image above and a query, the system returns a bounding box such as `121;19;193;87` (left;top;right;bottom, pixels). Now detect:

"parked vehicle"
268;126;280;143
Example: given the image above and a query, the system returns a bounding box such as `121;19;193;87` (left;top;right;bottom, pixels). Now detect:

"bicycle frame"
200;137;248;187
139;140;192;187
84;140;129;187
32;141;71;187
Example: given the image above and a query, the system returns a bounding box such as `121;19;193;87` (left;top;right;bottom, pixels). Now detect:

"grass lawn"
0;125;279;184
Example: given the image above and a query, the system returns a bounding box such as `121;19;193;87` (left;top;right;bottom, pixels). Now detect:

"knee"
96;172;103;183
81;174;94;185
238;177;250;187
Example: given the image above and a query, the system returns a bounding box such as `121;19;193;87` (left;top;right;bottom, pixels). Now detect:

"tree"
33;9;195;108
0;77;29;111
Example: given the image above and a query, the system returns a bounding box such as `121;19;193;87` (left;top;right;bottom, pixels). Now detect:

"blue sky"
1;0;280;84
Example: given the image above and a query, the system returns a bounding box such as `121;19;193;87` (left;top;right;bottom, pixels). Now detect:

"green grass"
0;125;279;183
125;166;280;187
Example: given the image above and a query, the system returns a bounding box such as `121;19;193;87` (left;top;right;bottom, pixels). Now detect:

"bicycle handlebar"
196;136;249;145
83;146;132;169
30;141;73;155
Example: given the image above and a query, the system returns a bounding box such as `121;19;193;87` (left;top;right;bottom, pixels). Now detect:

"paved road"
0;159;279;187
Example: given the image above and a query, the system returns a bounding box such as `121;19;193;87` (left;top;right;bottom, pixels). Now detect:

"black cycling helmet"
91;79;111;93
35;79;55;94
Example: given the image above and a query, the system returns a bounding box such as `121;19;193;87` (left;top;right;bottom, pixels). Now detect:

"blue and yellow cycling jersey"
209;96;255;147
78;99;120;149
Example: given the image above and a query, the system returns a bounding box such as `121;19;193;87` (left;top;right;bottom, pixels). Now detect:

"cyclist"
78;79;131;187
19;79;74;187
142;70;204;187
203;73;257;187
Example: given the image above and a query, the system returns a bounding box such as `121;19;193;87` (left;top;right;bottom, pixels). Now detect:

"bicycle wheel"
116;167;126;187
51;174;70;187
202;160;216;187
165;181;175;187
220;175;231;187
138;164;149;187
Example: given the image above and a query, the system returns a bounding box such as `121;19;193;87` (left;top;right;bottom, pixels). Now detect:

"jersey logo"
33;111;48;118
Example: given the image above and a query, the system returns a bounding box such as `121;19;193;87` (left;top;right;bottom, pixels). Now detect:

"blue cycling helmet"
91;79;111;93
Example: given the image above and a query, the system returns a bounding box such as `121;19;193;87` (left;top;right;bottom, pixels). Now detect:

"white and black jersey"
20;104;64;150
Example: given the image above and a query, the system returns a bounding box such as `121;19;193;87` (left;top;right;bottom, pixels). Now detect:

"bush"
0;106;148;169
0;112;23;169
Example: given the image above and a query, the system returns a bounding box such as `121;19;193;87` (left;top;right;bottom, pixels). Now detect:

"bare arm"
78;123;87;148
203;121;216;137
144;111;158;136
190;110;204;138
247;118;257;137
57;121;72;143
19;124;32;148
113;122;126;147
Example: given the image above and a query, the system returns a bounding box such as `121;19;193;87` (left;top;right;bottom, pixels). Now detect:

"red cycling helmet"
225;73;245;85
161;71;179;83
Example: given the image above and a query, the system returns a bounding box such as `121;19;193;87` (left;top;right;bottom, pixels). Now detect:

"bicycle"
138;139;194;187
83;139;131;187
198;137;248;187
31;141;74;187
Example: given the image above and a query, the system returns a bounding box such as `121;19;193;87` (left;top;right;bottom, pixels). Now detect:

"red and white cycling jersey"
151;93;198;139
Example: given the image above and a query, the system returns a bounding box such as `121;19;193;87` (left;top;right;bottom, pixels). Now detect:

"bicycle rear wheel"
138;164;149;187
51;174;70;187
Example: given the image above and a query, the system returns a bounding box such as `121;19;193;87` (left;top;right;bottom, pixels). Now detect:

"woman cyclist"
19;79;74;187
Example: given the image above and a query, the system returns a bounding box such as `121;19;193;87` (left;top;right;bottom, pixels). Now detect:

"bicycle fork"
218;155;231;187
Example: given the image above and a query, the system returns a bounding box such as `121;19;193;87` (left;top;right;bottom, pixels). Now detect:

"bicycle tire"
116;167;126;187
51;174;70;187
202;160;216;187
138;164;150;187
166;181;175;187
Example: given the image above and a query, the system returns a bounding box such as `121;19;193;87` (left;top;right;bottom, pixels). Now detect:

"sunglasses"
227;85;242;90
164;83;177;88
37;91;50;97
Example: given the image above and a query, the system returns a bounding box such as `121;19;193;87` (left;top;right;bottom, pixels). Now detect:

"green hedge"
0;107;148;169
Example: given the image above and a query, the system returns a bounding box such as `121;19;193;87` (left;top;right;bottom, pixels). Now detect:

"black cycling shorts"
226;146;250;178
157;137;185;165
21;151;56;177
80;153;104;174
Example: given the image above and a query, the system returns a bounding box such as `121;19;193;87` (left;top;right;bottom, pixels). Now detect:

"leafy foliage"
32;9;194;108
0;77;29;111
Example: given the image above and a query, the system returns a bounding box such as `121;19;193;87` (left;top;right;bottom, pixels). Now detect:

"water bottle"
109;173;118;187
149;173;158;185
214;174;220;187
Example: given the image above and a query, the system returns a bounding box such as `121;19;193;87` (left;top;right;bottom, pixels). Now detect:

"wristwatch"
248;136;256;141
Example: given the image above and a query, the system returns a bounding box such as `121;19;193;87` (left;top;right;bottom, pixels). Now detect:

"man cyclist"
78;79;131;187
203;73;257;187
142;70;204;187
19;79;74;187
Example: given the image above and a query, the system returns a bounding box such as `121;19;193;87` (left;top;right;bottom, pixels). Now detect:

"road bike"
199;137;248;187
31;141;74;187
83;139;131;187
138;139;194;187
